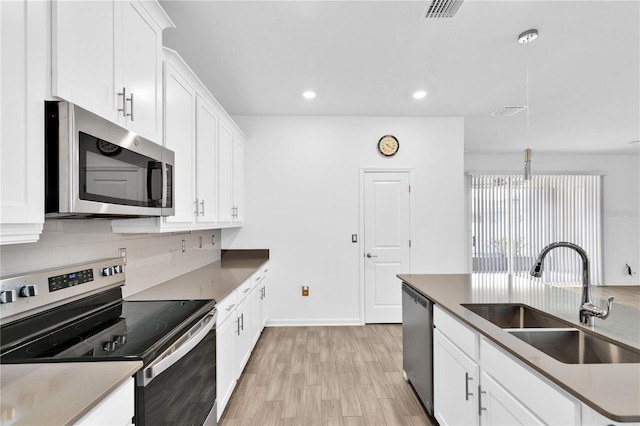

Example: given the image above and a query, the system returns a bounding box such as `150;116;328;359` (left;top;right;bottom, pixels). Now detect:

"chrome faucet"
530;242;613;326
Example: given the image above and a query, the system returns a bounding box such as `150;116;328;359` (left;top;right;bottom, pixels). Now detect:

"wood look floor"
219;325;436;426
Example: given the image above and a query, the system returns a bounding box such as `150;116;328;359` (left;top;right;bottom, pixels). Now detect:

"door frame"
358;167;415;324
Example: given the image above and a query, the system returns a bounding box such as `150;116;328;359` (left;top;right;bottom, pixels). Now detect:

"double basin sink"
462;303;640;364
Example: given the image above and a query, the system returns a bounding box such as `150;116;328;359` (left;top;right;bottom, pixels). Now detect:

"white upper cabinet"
0;0;47;245
163;58;197;224
218;125;245;224
196;99;219;224
52;0;173;143
112;48;246;233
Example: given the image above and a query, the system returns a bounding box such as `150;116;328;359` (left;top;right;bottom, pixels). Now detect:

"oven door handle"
139;309;217;387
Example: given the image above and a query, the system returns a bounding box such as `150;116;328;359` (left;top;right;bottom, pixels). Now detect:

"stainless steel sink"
462;303;572;329
507;329;640;364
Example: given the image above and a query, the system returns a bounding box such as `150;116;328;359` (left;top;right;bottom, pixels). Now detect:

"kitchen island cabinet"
0;0;47;245
52;0;173;143
400;273;640;424
434;304;577;425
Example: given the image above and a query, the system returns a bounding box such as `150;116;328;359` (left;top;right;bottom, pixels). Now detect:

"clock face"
378;135;399;157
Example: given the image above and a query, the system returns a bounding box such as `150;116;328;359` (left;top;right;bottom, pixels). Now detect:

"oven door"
136;309;217;426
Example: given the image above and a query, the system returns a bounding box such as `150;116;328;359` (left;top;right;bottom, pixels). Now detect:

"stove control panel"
48;269;94;292
1;257;126;323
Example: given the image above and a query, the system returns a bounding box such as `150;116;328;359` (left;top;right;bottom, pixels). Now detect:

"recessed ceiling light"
302;91;316;100
413;90;427;100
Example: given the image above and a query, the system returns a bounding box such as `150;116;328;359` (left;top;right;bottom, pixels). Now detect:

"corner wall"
223;116;466;325
465;153;640;285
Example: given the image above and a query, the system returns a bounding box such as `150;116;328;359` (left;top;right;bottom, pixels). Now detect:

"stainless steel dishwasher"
402;282;434;415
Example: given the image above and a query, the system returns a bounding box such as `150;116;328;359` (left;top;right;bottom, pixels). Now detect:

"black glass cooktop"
0;288;214;366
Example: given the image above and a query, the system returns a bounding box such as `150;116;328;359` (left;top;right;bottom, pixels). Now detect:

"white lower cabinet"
434;328;479;426
216;300;237;422
216;264;270;420
74;378;134;426
434;305;580;426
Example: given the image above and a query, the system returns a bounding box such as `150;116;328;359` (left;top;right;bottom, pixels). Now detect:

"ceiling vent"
491;106;527;116
422;0;464;19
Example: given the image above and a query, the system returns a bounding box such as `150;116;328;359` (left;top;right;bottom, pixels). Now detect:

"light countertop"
125;249;269;302
398;273;640;422
0;361;141;425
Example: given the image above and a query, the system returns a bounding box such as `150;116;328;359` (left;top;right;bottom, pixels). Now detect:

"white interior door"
363;171;411;323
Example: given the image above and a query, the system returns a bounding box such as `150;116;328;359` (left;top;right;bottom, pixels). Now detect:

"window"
470;174;603;285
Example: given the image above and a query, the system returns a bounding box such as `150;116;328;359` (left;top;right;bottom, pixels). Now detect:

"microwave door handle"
147;161;163;203
162;162;169;209
140;310;217;387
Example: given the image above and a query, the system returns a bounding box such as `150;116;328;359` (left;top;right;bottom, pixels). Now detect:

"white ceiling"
160;0;640;154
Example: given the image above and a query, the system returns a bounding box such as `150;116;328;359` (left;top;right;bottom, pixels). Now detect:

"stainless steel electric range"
0;258;217;426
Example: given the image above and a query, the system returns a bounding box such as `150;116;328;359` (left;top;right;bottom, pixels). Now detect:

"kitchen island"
398;273;640;423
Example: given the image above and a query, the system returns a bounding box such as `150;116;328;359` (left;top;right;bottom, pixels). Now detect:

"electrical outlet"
211;234;216;245
181;240;186;253
118;248;127;265
351;234;358;243
199;236;203;248
302;286;309;297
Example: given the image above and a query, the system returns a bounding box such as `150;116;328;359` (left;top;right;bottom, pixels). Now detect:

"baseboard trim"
265;318;363;327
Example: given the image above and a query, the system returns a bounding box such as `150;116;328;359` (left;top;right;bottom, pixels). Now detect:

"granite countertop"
398;273;640;422
125;249;269;302
0;361;141;425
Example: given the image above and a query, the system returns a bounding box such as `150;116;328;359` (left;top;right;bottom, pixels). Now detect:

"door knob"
366;253;378;258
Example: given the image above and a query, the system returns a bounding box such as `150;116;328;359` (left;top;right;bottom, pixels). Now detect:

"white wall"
223;116;466;325
0;220;221;298
465;153;640;285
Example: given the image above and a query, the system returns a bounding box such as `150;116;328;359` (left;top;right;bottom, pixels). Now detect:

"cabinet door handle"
200;199;205;215
195;198;200;215
118;87;127;117
465;373;473;401
127;92;134;121
240;313;244;330
478;385;486;416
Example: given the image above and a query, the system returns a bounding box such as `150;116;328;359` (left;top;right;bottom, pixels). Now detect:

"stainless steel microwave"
45;101;174;218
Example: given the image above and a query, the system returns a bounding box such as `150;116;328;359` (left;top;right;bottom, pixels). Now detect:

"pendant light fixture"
518;29;538;180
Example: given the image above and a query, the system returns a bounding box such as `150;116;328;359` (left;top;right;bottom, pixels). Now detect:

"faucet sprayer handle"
581;296;614;321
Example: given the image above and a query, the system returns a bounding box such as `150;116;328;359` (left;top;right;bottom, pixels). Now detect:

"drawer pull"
225;303;236;312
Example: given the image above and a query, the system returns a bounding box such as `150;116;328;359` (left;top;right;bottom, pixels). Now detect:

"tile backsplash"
0;220;221;297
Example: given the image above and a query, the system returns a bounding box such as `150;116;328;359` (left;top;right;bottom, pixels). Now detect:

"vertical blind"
470;174;603;285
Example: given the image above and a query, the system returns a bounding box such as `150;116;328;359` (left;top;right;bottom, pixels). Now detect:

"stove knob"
0;290;17;304
101;267;113;276
115;335;127;345
113;265;123;274
19;285;38;297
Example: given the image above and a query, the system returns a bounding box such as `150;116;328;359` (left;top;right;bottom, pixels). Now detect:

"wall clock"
378;135;399;157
